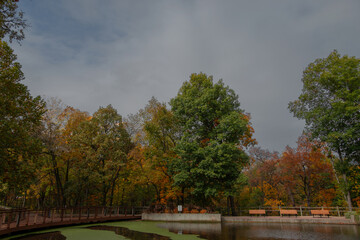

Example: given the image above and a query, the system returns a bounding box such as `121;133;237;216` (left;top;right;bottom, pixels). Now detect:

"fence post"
337;206;340;217
279;206;281;216
34;212;38;225
78;207;82;220
26;210;30;226
7;211;12;229
42;209;46;224
1;212;5;225
61;208;64;222
95;207;97;219
16;210;21;227
300;206;303;216
132;207;134;216
51;209;54;223
70;208;73;221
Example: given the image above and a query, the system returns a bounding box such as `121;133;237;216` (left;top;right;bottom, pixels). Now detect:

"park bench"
280;209;297;217
249;209;266;216
311;210;330;218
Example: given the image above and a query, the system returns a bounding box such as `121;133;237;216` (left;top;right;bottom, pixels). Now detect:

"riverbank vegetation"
1;1;359;214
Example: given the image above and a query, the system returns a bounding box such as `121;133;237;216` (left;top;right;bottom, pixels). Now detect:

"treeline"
242;135;359;209
0;1;359;213
1;68;256;210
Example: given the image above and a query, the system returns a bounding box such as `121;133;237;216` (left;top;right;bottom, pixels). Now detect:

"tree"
0;41;44;206
170;73;255;214
72;105;133;206
37;98;90;207
126;97;181;208
37;98;68;207
279;134;335;207
289;50;360;210
0;0;27;42
247;147;281;207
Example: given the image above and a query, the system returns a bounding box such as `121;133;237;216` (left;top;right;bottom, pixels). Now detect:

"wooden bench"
280;209;297;217
311;210;330;218
249;210;266;216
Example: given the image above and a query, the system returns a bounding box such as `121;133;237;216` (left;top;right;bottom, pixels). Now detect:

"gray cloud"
12;0;360;152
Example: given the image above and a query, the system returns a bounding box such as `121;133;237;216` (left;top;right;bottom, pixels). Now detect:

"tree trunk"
121;187;125;206
330;158;348;205
306;182;311;207
229;195;237;216
109;169;121;207
22;191;26;208
109;182;116;207
337;149;353;211
287;187;295;207
181;187;185;206
343;173;353;211
51;154;65;207
102;183;107;206
227;196;230;215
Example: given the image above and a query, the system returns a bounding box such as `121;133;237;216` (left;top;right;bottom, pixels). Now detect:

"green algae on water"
5;221;202;240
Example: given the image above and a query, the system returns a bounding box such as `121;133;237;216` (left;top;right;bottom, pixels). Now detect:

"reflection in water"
88;225;170;240
157;222;220;239
10;231;66;240
158;222;360;240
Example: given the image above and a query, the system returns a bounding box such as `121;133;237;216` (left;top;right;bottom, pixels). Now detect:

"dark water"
7;222;360;240
87;225;170;239
8;226;170;240
10;231;66;240
158;222;360;240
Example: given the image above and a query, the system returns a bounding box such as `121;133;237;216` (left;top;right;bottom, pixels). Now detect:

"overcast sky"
12;0;360;152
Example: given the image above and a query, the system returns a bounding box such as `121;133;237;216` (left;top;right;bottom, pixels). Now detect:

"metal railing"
0;206;146;236
232;206;360;216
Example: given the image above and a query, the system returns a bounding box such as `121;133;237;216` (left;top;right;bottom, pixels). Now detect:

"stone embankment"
223;216;355;224
142;213;222;222
142;213;356;225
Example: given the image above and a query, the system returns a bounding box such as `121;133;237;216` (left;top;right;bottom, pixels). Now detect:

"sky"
11;0;360;152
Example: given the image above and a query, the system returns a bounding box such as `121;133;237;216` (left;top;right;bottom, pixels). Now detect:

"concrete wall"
223;216;356;225
141;213;221;222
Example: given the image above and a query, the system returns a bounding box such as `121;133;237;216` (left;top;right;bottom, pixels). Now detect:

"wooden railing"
0;206;145;236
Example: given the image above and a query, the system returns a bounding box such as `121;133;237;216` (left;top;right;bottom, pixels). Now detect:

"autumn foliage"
240;134;340;208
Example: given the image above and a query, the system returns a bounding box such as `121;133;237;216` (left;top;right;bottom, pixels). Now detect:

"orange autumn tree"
126;98;181;208
246;147;283;207
279;134;336;207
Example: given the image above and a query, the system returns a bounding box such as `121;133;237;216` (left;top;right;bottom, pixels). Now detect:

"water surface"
158;222;360;240
6;221;360;240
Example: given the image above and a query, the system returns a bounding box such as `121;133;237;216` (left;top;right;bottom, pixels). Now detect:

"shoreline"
223;216;356;225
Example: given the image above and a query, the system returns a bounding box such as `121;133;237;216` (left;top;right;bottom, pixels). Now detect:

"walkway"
0;207;142;237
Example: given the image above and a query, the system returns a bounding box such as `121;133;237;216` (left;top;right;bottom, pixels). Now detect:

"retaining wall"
141;213;221;222
223;216;356;225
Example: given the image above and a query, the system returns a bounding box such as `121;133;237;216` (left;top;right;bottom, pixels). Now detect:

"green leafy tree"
0;41;44;206
0;0;27;42
289;50;360;210
170;73;254;214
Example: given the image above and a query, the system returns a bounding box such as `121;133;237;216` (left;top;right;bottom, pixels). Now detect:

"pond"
5;221;360;240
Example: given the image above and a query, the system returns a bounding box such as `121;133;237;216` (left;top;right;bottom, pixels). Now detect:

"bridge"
0;206;143;237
